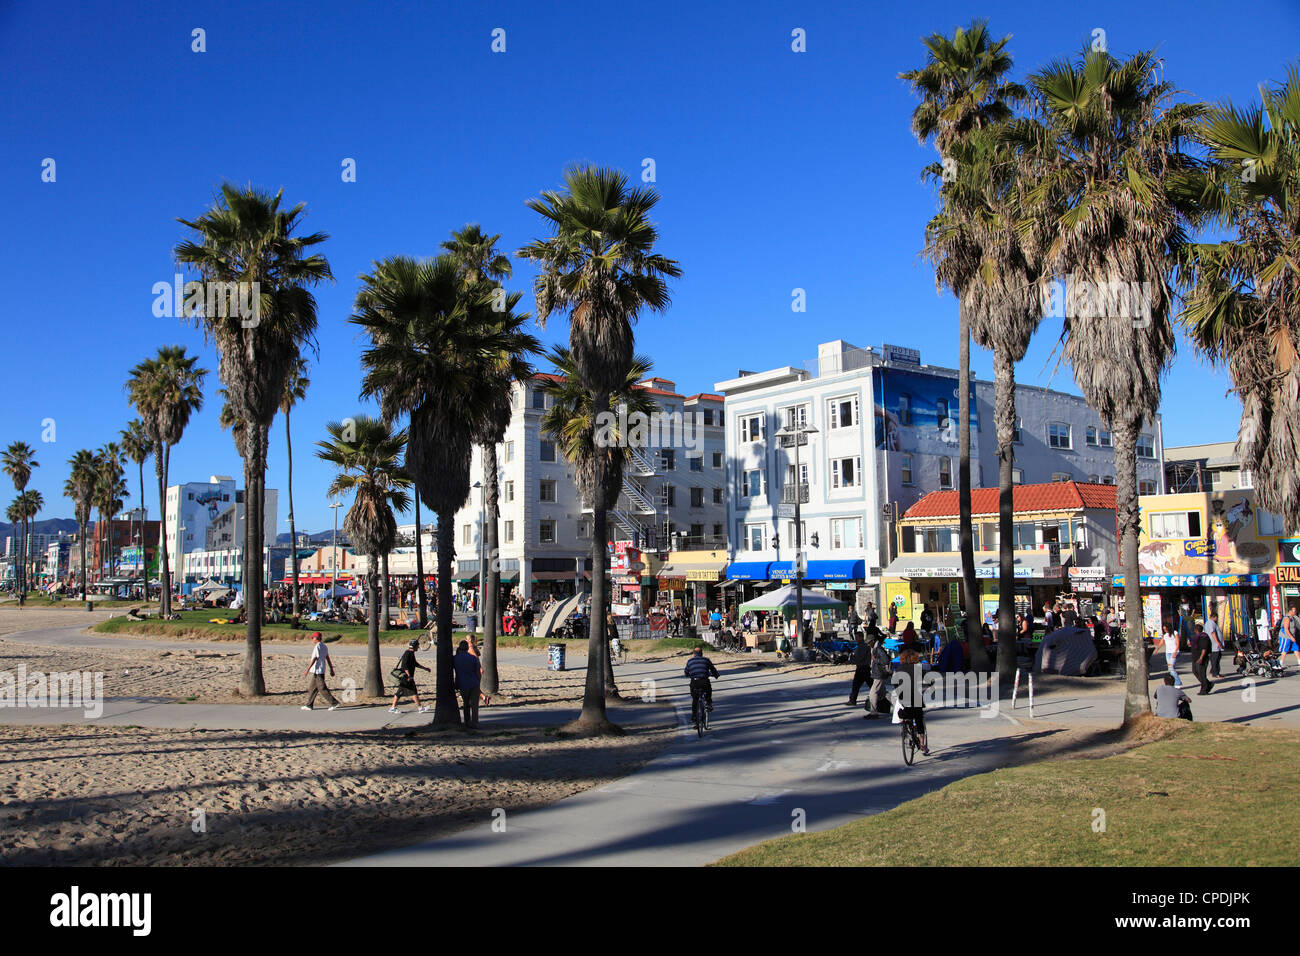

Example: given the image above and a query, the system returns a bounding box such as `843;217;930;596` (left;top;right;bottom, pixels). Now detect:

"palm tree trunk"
157;446;171;616
286;408;300;623
239;427;267;696
1114;416;1151;721
432;518;460;725
993;347;1018;683
79;520;87;607
364;552;383;697
958;317;986;670
380;551;391;630
481;443;501;696
413;493;428;628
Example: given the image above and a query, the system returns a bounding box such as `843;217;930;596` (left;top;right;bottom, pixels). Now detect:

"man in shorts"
1279;606;1300;671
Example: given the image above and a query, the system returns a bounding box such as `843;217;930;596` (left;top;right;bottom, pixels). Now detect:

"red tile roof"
903;482;1117;519
685;393;724;403
529;372;684;398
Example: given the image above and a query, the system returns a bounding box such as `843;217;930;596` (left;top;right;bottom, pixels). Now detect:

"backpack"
1176;697;1193;721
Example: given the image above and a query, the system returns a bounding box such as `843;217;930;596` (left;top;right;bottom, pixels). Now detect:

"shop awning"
804;559;867;581
1110;572;1273;588
883;553;1060;580
656;558;726;582
724;561;771;580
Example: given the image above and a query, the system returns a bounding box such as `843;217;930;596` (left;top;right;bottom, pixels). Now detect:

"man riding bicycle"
894;647;930;756
684;646;720;717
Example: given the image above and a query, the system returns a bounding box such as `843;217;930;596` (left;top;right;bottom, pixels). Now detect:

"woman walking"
1161;620;1183;687
389;638;430;713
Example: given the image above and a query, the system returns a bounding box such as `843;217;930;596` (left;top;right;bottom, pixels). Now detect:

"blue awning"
805;559;866;581
725;562;771;580
769;561;795;579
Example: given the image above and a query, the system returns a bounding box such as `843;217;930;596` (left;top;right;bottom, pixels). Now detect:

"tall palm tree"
125;346;208;618
1179;63;1300;528
94;444;127;579
902;19;1024;675
280;357;310;622
120;420;154;581
411;481;428;628
541;348;659;699
443;224;518;696
316;416;411;697
175;183;332;694
1021;49;1203;719
353;254;536;725
2;442;38;605
65;450;97;602
17;490;43;590
518;165;681;734
5;500;22;595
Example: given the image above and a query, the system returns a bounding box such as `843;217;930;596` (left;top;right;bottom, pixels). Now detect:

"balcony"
673;534;728;552
781;483;810;505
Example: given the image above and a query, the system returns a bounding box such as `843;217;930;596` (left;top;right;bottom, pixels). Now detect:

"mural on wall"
874;368;978;451
1137;490;1277;576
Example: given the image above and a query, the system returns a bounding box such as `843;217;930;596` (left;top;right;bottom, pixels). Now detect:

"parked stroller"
1235;632;1285;679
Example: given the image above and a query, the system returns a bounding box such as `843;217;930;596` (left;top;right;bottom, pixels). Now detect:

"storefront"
1111;572;1273;640
1276;539;1300;621
656;550;727;623
882;553;1067;631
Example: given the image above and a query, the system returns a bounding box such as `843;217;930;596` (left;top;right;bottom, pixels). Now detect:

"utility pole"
778;421;818;647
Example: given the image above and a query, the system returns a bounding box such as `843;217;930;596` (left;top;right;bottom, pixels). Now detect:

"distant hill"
0;518;79;540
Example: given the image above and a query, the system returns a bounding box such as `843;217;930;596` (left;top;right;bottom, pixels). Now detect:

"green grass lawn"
716;719;1300;867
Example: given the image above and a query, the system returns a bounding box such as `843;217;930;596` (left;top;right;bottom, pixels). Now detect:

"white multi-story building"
715;339;1164;606
164;475;277;579
449;373;726;601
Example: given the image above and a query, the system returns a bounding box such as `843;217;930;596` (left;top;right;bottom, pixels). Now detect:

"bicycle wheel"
419;633;432;652
694;697;704;738
901;721;916;766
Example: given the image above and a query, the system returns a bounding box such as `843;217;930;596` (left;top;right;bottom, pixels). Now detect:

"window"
539;480;557;503
1103;475;1114;485
661;449;675;471
831;456;861;489
701;409;716;426
503;521;515;543
1086;426;1111;447
828;396;859;429
579;517;593;539
1013;522;1037;549
531;389;546;410
713;488;723;505
936;398;950;430
1259;509;1287;536
689;456;703;472
503;480;514;503
1048;423;1072;449
712;451;723;469
462;524;472;546
712;523;724;538
662;484;676;507
746;524;765;551
786;462;809;489
1011;468;1024;484
742;469;764;498
1089;474;1100;483
900;454;913;485
539;520;556;544
901;526;917;552
923;526;956;552
740;414;766;443
897;394;912;426
787;520;807;545
1137;434;1155;458
539;439;556;462
1052;472;1071;482
1138;480;1157;495
939;457;953;488
782;404;809;429
690;487;704;508
1150;510;1202;539
1012;418;1022;443
831;517;863;550
504;441;514;462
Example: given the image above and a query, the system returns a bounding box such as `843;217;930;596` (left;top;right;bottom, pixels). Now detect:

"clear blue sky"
3;0;1296;532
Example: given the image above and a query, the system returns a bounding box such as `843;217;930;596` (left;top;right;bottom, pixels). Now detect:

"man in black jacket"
865;631;894;718
845;628;872;706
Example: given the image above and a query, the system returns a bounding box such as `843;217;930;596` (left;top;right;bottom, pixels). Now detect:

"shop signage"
1277;565;1300;585
883;343;921;366
1279;539;1300;565
1111;572;1273;588
659;578;686;590
1183;538;1216;557
827;582;856;590
1069;567;1108;579
685;569;722;582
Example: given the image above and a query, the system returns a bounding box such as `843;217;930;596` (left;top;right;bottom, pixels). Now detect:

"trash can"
684;624;697;641
86;601;95;612
548;642;566;671
467;613;478;632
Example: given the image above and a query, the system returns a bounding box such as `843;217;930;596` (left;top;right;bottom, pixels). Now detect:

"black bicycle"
901;712;923;766
691;681;711;738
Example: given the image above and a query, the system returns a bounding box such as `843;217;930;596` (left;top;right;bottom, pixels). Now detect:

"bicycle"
900;711;923;765
690;681;711;738
418;629;434;652
610;637;628;665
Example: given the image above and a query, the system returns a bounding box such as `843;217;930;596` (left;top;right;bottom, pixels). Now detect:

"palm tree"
353;254;536;725
411;482;429;628
94;444;127;579
1021;49;1203;719
175;183;332;694
125;346;208;618
65;450;97;602
443;224;518;696
316;416;411;697
120;420;154;582
280;357;310;622
518;165;681;734
5;500;21;595
2;442;38;604
901;19;1024;675
540;347;659;699
17;490;43;590
1179;63;1300;528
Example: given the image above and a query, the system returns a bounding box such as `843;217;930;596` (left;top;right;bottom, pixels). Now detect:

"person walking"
865;630;893;719
1161;620;1182;687
301;632;341;711
1204;609;1224;678
453;639;483;727
1191;621;1213;695
1279;605;1300;671
887;601;898;635
389;638;430;714
845;628;872;706
864;602;878;630
846;605;861;641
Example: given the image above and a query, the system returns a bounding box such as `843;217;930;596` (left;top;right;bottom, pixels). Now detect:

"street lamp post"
777;422;818;648
473;480;485;635
329;501;343;598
